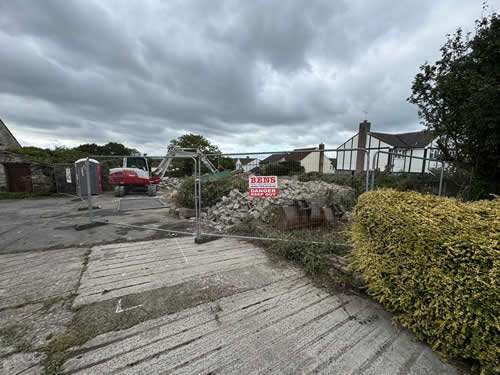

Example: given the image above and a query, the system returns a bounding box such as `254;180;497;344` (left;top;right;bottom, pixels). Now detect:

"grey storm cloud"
0;0;493;153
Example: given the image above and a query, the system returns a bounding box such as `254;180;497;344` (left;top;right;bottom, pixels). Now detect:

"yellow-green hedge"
351;190;499;374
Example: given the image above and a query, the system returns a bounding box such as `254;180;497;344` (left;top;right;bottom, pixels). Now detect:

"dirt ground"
0;194;469;374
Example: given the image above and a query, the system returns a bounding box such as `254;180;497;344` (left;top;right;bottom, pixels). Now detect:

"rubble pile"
202;180;354;232
158;177;184;190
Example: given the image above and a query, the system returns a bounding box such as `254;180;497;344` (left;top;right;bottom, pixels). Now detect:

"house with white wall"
336;121;441;173
260;144;333;174
235;157;260;172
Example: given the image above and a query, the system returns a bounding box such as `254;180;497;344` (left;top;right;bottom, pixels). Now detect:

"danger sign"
249;176;278;197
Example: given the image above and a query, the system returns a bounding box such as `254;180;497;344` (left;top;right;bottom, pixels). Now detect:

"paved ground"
74;237;275;306
0;196;468;374
0;193;192;254
0;248;87;309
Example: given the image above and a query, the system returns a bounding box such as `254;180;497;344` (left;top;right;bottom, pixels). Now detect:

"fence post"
85;157;93;223
193;156;200;240
365;150;370;193
438;162;444;196
197;155;202;237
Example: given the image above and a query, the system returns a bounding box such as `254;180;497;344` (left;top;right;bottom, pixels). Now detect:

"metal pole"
198;156;202;236
85;157;93;223
371;151;379;190
438;162;444;196
365;150;370;193
193;157;200;239
193;157;198;233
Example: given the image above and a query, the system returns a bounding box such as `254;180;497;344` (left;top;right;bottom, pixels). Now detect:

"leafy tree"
215;156;236;171
7;142;137;165
73;142;138;156
407;11;500;200
167;134;221;176
169;134;220;154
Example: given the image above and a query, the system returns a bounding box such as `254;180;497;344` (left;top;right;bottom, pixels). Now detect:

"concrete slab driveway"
0;195;466;374
62;237;461;375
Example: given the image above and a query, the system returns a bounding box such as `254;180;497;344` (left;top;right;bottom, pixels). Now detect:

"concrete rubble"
158;177;183;190
203;180;354;232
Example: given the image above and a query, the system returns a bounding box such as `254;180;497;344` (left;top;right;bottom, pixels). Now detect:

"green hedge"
351;190;499;374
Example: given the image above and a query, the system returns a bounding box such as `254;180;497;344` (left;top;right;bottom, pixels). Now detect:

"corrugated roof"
370;131;435;148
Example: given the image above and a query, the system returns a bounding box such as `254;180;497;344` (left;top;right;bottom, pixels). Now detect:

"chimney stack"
356;120;370;171
319;143;325;174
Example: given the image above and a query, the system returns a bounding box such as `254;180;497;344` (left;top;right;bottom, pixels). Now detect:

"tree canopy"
169;133;220;154
7;142;138;164
167;133;232;176
408;10;499;199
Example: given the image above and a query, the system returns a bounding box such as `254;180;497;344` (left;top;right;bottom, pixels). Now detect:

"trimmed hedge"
351;190;499;374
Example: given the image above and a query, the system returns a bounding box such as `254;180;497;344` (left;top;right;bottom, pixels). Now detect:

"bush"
263;160;304;176
176;176;248;208
351;190;499;374
298;170;468;199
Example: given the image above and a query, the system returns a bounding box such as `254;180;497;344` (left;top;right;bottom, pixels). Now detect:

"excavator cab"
123;157;150;172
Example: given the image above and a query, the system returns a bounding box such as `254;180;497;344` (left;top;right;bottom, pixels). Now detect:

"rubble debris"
202;180;354;232
158;177;183;191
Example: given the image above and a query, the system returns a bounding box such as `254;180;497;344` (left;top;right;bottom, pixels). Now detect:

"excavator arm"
153;147;218;180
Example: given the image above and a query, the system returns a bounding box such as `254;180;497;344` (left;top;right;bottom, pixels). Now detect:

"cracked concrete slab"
64;274;460;375
0;248;87;309
0;301;72;350
74;237;278;306
0;351;45;375
67;237;464;375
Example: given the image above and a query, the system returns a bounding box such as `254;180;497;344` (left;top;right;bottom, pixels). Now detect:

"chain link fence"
77;148;457;246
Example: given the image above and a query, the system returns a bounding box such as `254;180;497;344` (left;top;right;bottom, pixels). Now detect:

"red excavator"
108;147;217;197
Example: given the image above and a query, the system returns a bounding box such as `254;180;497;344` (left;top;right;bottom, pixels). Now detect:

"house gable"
0;119;21;150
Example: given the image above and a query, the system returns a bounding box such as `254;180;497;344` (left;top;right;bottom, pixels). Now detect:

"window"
127;157;148;171
429;149;439;160
394;148;407;159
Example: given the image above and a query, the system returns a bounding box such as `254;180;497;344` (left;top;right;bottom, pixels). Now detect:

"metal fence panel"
196;149;359;246
83;154;199;237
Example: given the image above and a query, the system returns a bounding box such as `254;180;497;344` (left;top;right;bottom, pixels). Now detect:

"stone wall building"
0;119;54;193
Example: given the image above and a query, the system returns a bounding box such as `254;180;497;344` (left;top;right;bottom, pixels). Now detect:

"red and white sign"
249;176;278;197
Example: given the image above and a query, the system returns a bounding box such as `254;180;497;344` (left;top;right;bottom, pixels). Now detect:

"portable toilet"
75;158;102;197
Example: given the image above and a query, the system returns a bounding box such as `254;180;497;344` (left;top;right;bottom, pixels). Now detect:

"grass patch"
0;326;33;353
228;218;357;288
42;296;66;311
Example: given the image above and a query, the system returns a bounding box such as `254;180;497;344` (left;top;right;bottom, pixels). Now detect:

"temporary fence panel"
83;154;200;238
197;148;363;245
80;148;448;246
54;163;77;195
369;150;445;196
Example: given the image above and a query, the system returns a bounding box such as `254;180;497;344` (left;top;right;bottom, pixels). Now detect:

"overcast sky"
0;0;496;154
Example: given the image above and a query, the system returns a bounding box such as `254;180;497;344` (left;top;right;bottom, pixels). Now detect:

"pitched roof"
237;157;258;165
370;131;435;148
286;147;316;162
260;147;318;164
0;119;21;150
261;154;286;164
